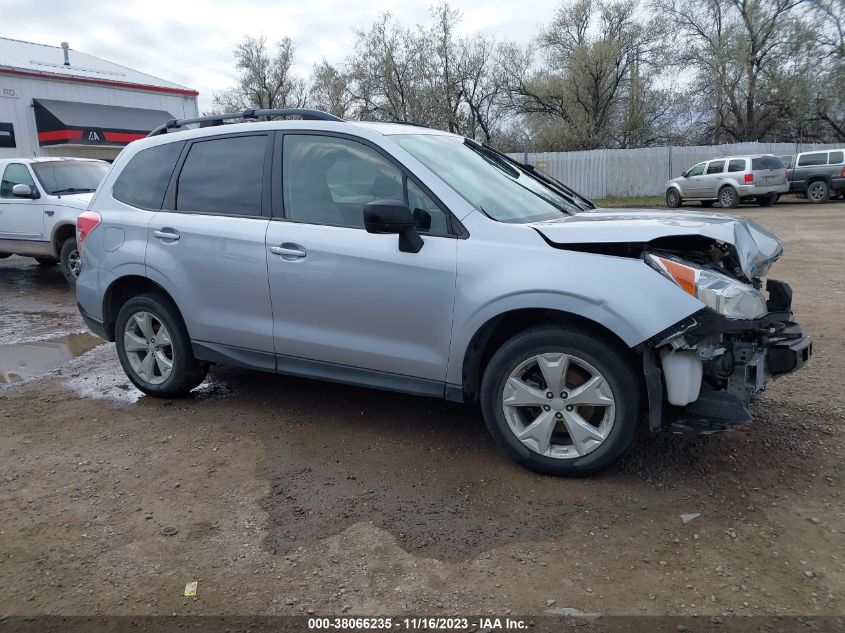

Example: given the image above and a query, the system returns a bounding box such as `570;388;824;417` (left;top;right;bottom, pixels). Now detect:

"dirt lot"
0;200;843;620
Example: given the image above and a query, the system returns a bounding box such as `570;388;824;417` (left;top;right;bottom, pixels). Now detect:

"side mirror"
12;183;37;199
681;170;689;178
363;198;423;253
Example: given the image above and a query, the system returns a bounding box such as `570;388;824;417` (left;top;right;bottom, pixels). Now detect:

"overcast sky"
3;0;560;112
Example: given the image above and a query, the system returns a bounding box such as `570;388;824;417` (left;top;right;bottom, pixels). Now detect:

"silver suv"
665;155;788;209
76;109;812;476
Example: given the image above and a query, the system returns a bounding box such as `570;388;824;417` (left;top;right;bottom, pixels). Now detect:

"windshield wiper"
467;139;595;212
463;138;521;178
52;187;96;195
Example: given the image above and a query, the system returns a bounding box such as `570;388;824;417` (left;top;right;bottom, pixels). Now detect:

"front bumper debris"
641;279;812;434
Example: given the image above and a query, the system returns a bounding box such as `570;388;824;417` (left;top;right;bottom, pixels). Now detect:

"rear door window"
751;156;784;170
706;161;725;174
176;135;267;216
828;151;843;165
727;159;746;172
797;153;827;167
113;142;184;209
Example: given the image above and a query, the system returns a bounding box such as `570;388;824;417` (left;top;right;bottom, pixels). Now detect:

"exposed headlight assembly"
646;254;768;319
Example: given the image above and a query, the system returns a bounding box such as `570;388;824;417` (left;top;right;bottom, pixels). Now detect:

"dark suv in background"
780;149;845;203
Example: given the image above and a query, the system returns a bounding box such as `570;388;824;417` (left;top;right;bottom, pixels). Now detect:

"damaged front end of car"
638;243;812;434
531;209;813;434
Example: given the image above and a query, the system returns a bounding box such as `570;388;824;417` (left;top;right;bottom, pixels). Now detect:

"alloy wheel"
67;249;81;278
501;352;616;460
808;182;826;202
123;311;174;385
666;190;679;207
720;188;735;207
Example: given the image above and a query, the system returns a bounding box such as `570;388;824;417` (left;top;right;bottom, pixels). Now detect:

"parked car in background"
0;157;109;285
76;109;811;476
779;149;845;203
665;155;788;209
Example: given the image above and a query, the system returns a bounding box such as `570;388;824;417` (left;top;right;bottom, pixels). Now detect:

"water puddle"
0;332;104;384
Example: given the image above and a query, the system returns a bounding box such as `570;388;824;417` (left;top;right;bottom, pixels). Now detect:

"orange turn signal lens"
650;256;698;296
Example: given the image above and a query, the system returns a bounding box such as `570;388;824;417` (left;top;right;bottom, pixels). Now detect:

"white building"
0;37;198;161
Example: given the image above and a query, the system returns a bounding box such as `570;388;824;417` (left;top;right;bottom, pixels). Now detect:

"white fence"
509;142;843;199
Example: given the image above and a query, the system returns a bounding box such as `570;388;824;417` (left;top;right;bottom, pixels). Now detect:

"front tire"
480;326;640;476
665;189;682;208
719;186;739;208
115;293;208;398
59;237;80;287
807;180;830;204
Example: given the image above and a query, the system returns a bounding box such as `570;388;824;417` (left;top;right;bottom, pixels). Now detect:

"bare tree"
809;0;845;139
212;35;307;113
309;60;356;118
506;0;669;149
655;0;809;142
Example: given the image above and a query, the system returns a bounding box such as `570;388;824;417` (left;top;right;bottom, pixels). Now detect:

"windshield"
393;134;582;223
32;161;109;195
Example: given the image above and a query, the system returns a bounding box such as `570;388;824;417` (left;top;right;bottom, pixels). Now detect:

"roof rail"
147;108;344;137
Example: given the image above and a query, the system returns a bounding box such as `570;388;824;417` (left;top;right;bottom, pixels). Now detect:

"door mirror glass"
11;183;35;198
364;198;423;253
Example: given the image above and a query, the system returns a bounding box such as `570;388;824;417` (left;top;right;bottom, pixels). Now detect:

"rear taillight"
840;166;845;178
76;211;101;255
744;173;754;183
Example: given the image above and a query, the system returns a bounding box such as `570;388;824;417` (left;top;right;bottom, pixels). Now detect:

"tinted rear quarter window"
113;142;183;209
828;151;843;165
797;152;827;167
176;135;266;216
751;156;784;170
727;159;746;172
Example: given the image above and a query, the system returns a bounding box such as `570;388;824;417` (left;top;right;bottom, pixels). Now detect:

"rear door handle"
153;229;180;241
270;244;306;260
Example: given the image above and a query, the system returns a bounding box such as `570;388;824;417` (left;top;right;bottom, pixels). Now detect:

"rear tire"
665;189;682;208
115;293;208;398
480;326;640;476
807;180;830;204
59;237;80;287
719;186;739;208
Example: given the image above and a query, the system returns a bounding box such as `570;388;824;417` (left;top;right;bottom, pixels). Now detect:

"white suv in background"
665;155;788;208
0;157;109;285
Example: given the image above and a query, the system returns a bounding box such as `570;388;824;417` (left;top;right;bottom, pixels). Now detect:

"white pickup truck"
0;157;109;285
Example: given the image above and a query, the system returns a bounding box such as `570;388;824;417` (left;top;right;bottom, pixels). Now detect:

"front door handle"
153;229;180;241
45;210;55;217
270;244;306;260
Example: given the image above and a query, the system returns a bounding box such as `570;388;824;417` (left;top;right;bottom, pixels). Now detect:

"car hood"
530;208;784;279
50;192;94;209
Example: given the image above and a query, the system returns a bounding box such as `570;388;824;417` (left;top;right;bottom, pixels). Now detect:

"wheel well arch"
101;275;179;341
806;175;830;186
51;223;76;257
459;308;639;403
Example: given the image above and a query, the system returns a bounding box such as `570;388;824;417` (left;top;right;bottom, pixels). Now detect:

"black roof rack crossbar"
147;108;344;137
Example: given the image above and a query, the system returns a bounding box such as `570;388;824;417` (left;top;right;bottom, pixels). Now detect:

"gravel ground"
0;200;842;620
